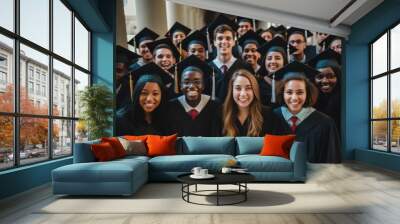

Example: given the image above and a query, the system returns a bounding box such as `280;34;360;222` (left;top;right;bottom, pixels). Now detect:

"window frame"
369;19;400;154
0;0;92;171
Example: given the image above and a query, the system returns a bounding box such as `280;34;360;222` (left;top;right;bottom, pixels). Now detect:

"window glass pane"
20;117;49;165
53;0;72;60
372;33;387;76
20;44;49;115
391;24;400;70
53;59;72;117
391;72;400;118
391;120;400;153
372;76;387;119
0;0;14;31
74;18;89;70
0;35;14;113
53;119;72;158
0;116;14;170
74;69;89;118
20;0;49;49
75;120;88;143
372;121;388;151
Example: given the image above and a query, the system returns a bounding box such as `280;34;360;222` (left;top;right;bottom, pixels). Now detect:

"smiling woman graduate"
272;61;341;163
307;49;342;131
116;63;173;136
222;69;275;137
166;55;222;136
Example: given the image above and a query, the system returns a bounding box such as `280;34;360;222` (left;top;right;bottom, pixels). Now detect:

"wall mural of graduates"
115;12;343;164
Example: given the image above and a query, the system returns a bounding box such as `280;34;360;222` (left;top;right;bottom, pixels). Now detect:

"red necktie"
188;109;199;120
290;116;298;133
221;65;228;75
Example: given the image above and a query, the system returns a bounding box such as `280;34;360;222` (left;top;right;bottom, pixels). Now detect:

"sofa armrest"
289;141;307;181
73;141;99;163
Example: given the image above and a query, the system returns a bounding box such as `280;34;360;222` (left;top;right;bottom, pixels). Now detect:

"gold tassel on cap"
174;65;179;94
211;67;216;100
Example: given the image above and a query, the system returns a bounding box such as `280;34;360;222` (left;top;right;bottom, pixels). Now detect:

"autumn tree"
0;84;60;151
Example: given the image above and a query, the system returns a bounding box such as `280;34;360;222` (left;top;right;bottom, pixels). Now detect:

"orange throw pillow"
101;137;126;158
146;134;177;157
91;142;117;161
259;134;296;159
124;135;148;141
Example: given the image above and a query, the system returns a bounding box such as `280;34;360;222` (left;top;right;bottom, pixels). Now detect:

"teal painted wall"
345;0;400;171
0;0;116;200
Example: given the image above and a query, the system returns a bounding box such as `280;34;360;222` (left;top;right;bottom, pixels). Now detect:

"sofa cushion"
236;155;293;172
90;142;118;161
118;137;147;156
235;137;263;155
148;154;235;172
52;159;147;183
147;134;177;157
101;137;127;158
260;134;296;159
179;137;235;155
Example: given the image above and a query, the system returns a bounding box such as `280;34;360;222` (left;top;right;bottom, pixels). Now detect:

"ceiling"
168;0;384;38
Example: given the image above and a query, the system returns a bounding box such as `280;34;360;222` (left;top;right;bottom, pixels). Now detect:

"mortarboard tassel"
252;19;256;31
271;73;276;103
133;39;136;53
129;73;134;102
206;29;213;53
174;65;179;94
211;67;216;100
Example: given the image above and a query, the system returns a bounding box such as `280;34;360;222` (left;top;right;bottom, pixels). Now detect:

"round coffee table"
177;172;255;206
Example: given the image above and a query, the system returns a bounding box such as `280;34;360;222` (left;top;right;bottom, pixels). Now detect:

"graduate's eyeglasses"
289;40;305;45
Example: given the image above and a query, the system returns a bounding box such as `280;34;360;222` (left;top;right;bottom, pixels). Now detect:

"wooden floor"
1;162;400;224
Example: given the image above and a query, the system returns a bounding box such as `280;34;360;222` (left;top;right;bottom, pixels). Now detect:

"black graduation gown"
272;108;341;163
314;87;341;133
208;59;254;102
227;106;276;136
166;98;221;136
116;74;131;111
116;109;165;136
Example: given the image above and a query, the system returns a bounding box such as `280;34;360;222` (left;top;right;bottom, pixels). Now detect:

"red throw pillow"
259;134;296;159
146;134;177;157
124;135;148;141
101;137;127;158
91;142;117;161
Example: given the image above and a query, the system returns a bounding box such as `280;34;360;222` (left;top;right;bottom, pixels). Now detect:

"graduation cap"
321;35;342;49
270;25;287;38
128;28;159;52
307;49;341;69
207;14;239;42
146;38;181;61
173;55;216;98
256;27;275;37
237;30;266;49
236;16;256;30
287;27;313;39
116;45;141;64
180;30;207;51
165;21;191;38
258;36;287;55
274;61;320;81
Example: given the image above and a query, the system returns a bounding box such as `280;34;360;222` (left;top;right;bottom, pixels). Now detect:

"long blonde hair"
222;69;263;136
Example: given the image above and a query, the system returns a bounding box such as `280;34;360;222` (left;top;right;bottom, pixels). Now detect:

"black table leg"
217;184;219;206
